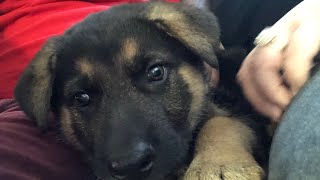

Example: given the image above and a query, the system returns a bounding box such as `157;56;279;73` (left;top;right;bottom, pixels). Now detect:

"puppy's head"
15;1;221;179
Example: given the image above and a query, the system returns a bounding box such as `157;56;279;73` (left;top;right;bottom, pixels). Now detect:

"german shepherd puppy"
14;0;268;179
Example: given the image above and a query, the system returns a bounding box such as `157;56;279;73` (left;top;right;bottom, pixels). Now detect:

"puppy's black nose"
108;142;155;179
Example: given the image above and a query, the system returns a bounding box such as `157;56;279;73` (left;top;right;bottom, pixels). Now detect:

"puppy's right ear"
14;37;61;131
144;1;221;69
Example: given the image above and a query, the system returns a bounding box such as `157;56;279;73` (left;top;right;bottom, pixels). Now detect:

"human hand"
237;0;320;121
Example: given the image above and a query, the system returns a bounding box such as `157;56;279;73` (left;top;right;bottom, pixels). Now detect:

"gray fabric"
269;71;320;180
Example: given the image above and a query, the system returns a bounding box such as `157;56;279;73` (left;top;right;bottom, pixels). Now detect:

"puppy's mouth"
92;136;189;180
94;162;174;180
93;151;185;180
107;144;156;180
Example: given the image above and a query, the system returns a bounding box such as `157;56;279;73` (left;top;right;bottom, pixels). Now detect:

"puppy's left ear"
14;37;61;130
143;2;220;69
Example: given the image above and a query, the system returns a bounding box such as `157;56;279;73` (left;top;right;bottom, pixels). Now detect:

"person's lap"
269;70;320;180
0;99;93;180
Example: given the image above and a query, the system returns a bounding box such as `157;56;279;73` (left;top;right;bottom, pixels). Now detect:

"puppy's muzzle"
108;142;155;179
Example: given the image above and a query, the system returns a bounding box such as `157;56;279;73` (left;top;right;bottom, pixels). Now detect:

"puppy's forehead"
61;15;181;78
74;37;141;75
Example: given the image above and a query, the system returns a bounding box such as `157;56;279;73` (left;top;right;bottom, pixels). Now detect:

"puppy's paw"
220;165;264;180
183;152;264;180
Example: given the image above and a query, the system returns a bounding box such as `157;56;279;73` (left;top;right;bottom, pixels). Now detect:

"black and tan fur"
14;1;269;180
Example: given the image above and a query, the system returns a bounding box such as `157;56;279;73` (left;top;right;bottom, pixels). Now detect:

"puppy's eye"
74;92;90;107
147;65;166;81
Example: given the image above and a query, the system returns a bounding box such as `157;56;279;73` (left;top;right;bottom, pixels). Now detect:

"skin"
236;0;320;121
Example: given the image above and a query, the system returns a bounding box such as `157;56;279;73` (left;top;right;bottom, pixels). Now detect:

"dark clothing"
215;0;302;51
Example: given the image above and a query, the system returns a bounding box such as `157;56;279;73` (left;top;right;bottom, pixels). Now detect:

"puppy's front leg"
184;116;264;180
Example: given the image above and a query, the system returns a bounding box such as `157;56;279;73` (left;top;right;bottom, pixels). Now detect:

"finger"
254;68;292;110
283;22;320;95
238;72;283;121
239;47;292;109
237;58;283;121
252;47;293;109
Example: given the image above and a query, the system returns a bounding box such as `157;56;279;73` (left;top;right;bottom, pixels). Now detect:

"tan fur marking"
60;107;83;150
121;38;138;63
32;56;52;108
178;64;206;128
76;59;94;77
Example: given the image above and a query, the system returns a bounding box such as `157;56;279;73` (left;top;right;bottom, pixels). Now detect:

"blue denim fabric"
269;71;320;180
